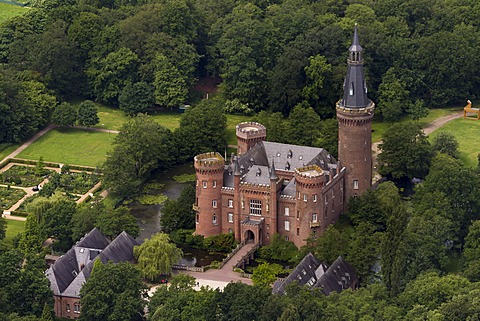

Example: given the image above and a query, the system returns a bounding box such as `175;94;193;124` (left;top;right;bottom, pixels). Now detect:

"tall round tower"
194;152;224;237
294;165;325;245
236;122;266;156
337;26;375;200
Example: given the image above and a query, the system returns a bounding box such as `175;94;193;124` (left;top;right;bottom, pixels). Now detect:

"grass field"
371;107;460;142
0;143;21;161
93;103;252;145
4;219;25;245
17;128;113;167
0;3;27;25
429;118;480;167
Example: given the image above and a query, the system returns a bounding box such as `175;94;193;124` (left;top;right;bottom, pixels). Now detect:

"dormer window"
285;162;291;170
287;150;293;159
256;168;262;176
276;152;281;157
349;82;354;96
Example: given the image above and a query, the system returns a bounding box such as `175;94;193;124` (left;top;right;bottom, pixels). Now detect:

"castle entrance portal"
244;230;255;244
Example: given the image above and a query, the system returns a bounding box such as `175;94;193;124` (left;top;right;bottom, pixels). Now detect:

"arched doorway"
244;230;255;244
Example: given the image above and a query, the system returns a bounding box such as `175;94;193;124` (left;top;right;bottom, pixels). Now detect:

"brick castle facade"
194;26;374;248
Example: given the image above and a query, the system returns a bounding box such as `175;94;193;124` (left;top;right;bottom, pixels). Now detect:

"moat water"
127;163;226;267
127;163;195;242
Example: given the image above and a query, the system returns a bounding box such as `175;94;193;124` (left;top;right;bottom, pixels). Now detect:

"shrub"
203;233;236;252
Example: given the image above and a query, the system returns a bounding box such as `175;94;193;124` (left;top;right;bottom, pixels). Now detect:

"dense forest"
1;0;480;144
2;0;480;320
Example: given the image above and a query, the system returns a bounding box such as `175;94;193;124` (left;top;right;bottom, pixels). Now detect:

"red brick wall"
337;108;374;201
54;296;81;319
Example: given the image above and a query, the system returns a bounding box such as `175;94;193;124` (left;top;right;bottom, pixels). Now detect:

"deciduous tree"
80;261;146;321
134;233;182;281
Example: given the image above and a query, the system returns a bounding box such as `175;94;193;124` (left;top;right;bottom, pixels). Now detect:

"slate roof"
46;229;138;298
76;227;110;249
272;253;326;295
223;141;337;187
273;254;358;296
313;256;358;295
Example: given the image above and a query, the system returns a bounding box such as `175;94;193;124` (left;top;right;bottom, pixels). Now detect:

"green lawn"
0;3;27;25
17;128;114;167
371;107;460;142
429;118;480;167
4;219;25;245
0;143;21;161
91;103;252;145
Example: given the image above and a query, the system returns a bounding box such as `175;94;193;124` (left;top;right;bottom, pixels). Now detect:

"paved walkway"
0;124;56;164
179;242;255;290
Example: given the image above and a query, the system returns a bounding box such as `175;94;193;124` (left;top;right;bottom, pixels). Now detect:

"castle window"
353;180;359;190
285;207;290;216
66;304;71;313
297;211;300;219
285;236;289;241
249;199;262;216
212;199;217;208
228;228;233;233
312;213;318;223
196;214;199;224
303;194;308;202
202;180;207;188
297;192;300;199
297;227;300;236
228;199;233;208
285;220;290;231
74;304;80;314
349;82;354;95
228;212;233;223
212;214;217;224
196;180;198;186
324;196;328;205
213;180;217;188
313;194;317;202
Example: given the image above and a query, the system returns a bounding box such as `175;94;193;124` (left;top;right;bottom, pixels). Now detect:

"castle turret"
293;165;326;245
336;25;375;200
194;152;224;237
236;122;266;156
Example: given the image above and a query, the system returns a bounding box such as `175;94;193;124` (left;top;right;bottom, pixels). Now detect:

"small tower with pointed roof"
337;25;375;200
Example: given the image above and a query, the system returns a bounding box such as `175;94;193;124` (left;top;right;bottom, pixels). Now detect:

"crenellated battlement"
194;152;224;168
294;165;324;178
236;122;266;139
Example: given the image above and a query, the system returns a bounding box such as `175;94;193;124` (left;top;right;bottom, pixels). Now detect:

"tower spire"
270;158;278;180
342;24;368;109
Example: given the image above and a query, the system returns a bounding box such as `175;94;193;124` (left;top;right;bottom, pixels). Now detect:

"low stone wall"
172;264;205;272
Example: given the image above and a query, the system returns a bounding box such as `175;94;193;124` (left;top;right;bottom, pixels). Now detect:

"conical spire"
270;158;278;180
342;25;369;109
233;157;241;176
349;24;363;54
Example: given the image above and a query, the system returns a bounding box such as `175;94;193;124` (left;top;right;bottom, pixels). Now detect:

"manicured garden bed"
0;187;26;210
1;165;51;187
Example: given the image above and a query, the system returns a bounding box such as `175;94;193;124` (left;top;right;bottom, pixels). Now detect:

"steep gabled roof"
83;231;138;279
272;253;324;295
273;254;358;296
224;141;337;187
51;248;79;294
313;256;358;295
76;227;110;249
47;229;138;298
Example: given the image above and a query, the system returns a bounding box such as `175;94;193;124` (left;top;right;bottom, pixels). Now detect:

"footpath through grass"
0;3;27;24
4;219;25;245
372;107;460;142
429;118;480;167
17;128;113;167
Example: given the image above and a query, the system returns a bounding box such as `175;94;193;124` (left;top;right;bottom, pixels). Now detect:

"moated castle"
194;27;374;248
